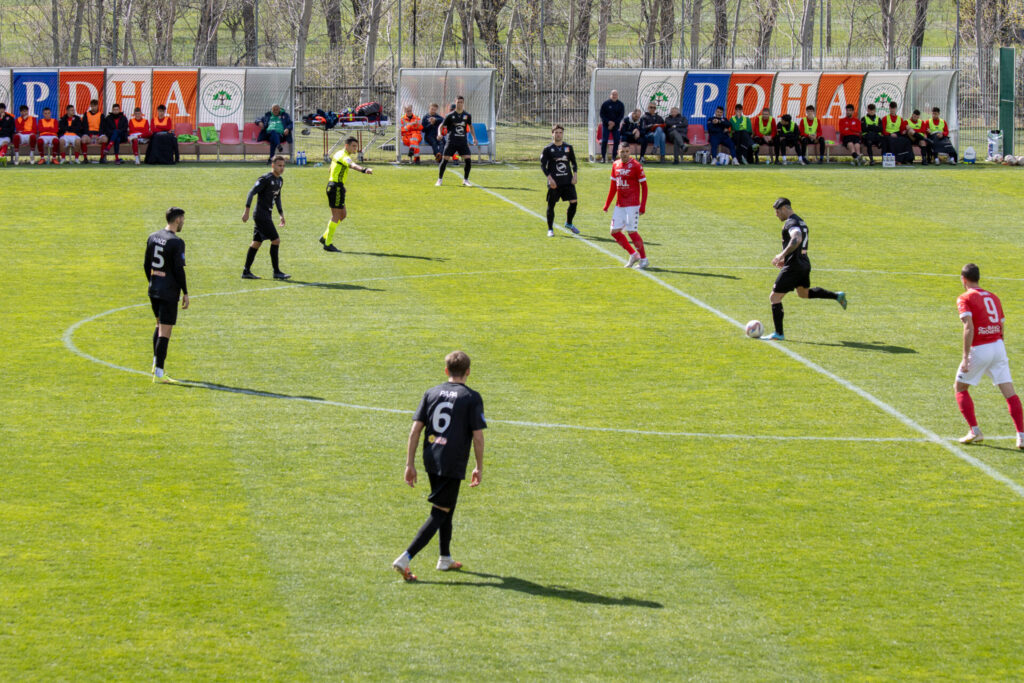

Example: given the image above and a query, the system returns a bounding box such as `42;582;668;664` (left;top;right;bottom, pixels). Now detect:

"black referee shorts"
427;471;462;509
547;185;577;203
150;295;178;326
773;263;811;294
252;213;279;242
326;182;346;209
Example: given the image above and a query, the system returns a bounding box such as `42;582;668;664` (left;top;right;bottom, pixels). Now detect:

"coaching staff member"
393;350;486;582
599;89;625;163
145;207;189;383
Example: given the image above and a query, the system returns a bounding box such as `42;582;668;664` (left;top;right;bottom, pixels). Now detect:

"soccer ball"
1003;155;1017;165
745;320;764;338
1017;156;1024;166
991;154;1003;163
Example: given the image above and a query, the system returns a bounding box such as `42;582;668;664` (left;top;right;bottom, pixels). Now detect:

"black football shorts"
252;213;279;242
773;263;812;293
427;471;462;509
443;139;472;157
150;295;178;326
547;185;577;203
326;182;346;209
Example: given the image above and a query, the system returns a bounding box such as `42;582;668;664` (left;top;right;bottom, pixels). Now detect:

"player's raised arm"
405;420;424;486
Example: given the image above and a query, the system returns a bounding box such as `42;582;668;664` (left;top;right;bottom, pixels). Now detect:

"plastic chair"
174;121;198;159
219;123;243;157
196;122;218;159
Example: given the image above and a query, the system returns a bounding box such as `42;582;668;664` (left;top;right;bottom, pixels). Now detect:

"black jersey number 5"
151;244;165;269
432;401;454;433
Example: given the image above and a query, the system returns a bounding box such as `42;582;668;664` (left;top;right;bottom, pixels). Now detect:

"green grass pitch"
3;160;1024;680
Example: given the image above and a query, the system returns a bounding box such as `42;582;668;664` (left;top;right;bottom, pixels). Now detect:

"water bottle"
987;130;1002;160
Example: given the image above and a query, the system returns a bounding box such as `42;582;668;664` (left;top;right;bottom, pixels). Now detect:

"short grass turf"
3;160;1024;680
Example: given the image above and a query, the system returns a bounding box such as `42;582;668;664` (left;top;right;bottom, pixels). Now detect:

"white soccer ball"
745;320;764;338
1003;155;1016;165
992;154;1003;163
1017;156;1024;166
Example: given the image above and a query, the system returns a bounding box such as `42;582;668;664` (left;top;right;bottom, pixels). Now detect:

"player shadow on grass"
333;251;447;262
290;280;385;291
417;570;663;608
790;340;917;354
169;380;325;402
645;267;740;280
585;233;663;246
972;442;1024;454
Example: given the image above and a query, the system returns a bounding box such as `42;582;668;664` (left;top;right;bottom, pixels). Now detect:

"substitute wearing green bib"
730;104;754;163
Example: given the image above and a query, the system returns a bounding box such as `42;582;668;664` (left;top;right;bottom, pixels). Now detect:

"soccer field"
3;161;1024;679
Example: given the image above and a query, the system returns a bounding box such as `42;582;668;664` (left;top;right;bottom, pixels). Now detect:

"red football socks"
612;231;635;254
629;232;646;258
956;391;977;428
1008;394;1024;432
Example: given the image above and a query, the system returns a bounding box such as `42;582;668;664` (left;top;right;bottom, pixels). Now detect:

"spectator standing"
421;103;444;162
664;107;689;164
599;90;626;163
255;104;293;164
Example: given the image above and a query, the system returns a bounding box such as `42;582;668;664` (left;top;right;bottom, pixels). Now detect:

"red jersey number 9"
983;295;1000;323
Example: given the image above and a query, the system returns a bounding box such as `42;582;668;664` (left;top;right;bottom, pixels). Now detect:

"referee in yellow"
320;136;373;253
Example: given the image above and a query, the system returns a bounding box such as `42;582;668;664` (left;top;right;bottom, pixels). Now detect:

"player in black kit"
762;197;847;341
241;154;289;280
144;207;189;383
436;95;477;187
541;124;581;237
393;350;486;582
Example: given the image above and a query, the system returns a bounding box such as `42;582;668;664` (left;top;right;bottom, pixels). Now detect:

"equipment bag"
355;102;382;121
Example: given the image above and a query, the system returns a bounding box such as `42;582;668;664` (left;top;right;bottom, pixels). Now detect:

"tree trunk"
154;0;177;64
322;0;342;49
121;0;135;64
435;0;457;67
975;0;994;124
597;0;611;67
711;0;727;68
51;0;61;64
70;0;86;65
361;0;383;95
574;0;593;79
110;0;120;64
242;0;259;65
753;0;779;69
878;0;897;69
193;0;227;66
92;0;104;64
825;0;831;50
689;0;703;68
294;0;314;85
800;0;817;69
642;0;658;67
907;0;928;68
658;0;674;67
458;0;476;67
729;0;742;67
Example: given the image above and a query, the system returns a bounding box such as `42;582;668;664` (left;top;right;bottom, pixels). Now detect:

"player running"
436;95;476;187
241;155;289;280
144;207;189;384
602;146;649;268
541;124;580;238
953;264;1024;449
392;351;486;582
320;136;373;253
762;198;847;341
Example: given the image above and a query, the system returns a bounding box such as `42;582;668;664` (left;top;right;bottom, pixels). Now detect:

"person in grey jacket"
665;107;689;163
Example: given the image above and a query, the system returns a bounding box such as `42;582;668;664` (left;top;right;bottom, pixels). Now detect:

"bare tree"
907;0;929;67
689;0;703;67
752;0;780;68
242;0;259;65
51;0;61;63
194;0;229;65
597;0;611;67
878;0;899;69
711;0;727;67
658;0;674;67
153;0;177;64
322;0;343;48
92;0;104;64
435;0;457;67
294;0;314;83
800;0;817;68
362;0;383;91
70;0;87;65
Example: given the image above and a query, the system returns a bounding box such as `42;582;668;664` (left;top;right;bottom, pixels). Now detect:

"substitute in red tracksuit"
838;104;863;165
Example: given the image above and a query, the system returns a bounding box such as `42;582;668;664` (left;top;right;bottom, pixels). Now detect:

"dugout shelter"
396;68;496;161
588;68;959;160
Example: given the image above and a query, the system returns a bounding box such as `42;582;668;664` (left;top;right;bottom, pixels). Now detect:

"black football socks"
772;302;784;336
808;287;838;300
566;202;577;224
269;243;281;273
406;506;449;559
244;246;258;272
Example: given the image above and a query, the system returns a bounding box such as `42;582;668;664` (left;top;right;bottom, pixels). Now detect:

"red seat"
219;122;243;157
242;122;265;158
687;124;709;146
822;124;841;160
174;121;197;159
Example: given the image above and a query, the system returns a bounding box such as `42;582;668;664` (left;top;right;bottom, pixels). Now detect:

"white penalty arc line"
462;175;1024;499
63;271;971;446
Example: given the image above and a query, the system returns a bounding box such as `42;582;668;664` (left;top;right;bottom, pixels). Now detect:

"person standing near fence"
599;90;625;163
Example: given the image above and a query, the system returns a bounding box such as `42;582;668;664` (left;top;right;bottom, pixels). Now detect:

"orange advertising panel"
726;73;775;116
152;69;197;127
816;73;865;125
59;70;104;115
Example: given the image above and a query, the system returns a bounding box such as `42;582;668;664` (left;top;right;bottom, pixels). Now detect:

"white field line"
462;174;1024;498
62;270;1022;445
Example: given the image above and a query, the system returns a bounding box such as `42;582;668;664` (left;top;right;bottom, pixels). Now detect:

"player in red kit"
954;263;1024;449
602;146;649;269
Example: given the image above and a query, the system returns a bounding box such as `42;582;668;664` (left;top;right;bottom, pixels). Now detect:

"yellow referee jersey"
329;149;353;184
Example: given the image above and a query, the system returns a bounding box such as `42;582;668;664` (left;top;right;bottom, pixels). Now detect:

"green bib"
803;117;819;136
730;115;751;133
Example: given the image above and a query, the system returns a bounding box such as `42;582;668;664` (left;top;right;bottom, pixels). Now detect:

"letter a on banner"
153;69;197;127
